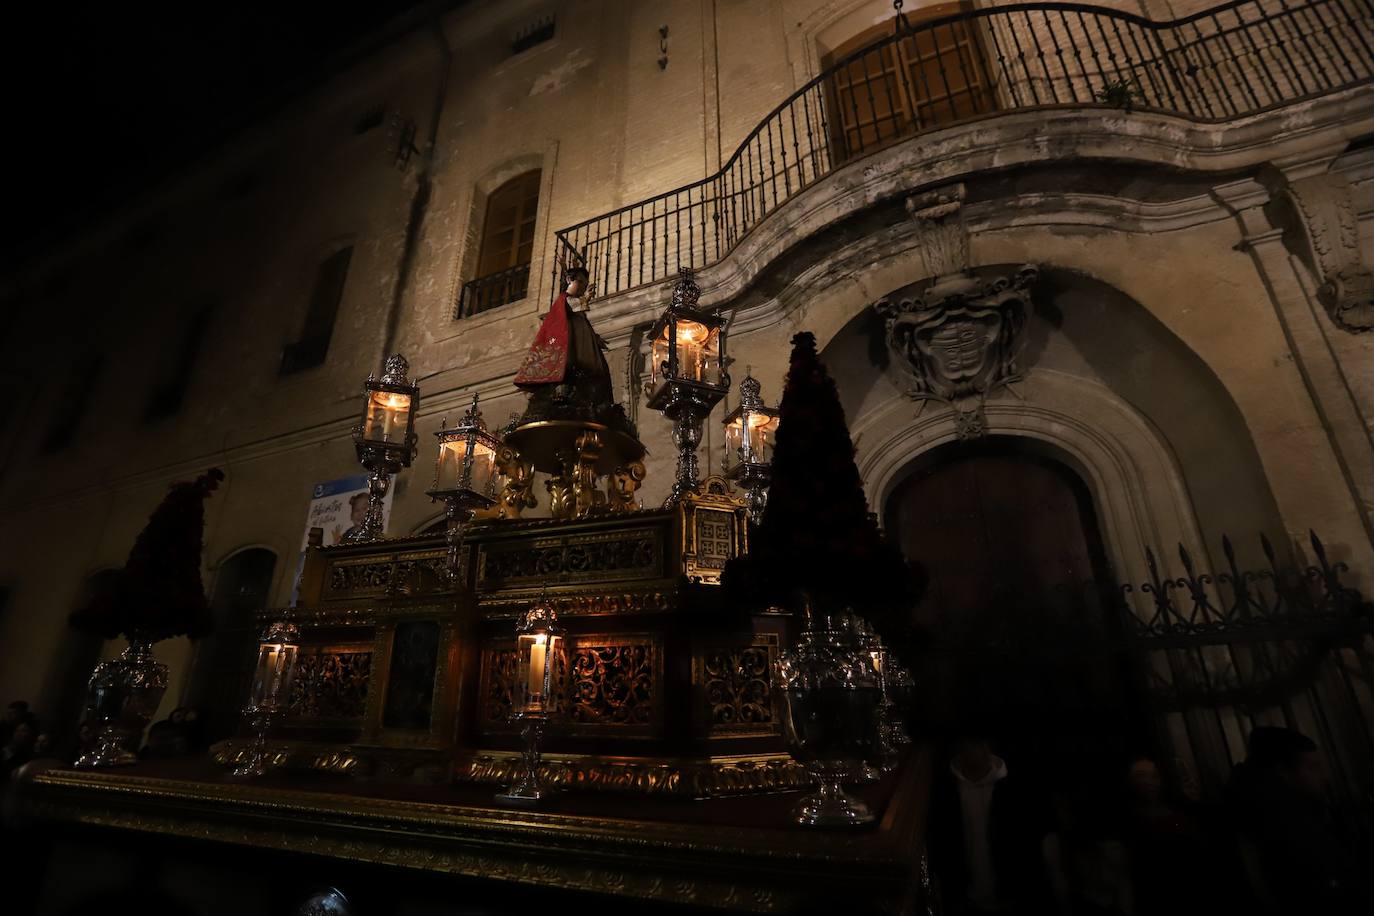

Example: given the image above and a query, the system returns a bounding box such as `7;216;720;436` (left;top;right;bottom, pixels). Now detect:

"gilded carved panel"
477;528;662;588
693;635;780;738
567;637;660;735
286;646;373;722
327;559;393;598
693;509;736;571
479;646;520;732
324;551;449;600
680;479;747;584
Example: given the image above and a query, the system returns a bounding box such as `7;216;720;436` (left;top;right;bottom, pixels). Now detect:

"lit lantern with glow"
344;354;420;543
232;618;301;778
427;394;502;584
364;390;413;444
251;621;301;710
513;596;563;717
430;395;501;502
357;355;419;454
644;268;731;505
645;273;728;403
722;373;780;520
496;594;564;806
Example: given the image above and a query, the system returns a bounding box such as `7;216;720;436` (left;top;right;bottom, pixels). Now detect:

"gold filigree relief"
453;752;810;798
567;638;659;734
694;635;780;737
287;647;372;722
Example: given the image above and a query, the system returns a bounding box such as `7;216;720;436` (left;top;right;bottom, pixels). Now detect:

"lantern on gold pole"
426;394;501;584
344;354;419;543
722;371;780;521
644;267;729;505
495;593;564;806
232;617;300;778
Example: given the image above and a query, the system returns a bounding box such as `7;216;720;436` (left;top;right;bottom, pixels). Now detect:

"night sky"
3;1;431;273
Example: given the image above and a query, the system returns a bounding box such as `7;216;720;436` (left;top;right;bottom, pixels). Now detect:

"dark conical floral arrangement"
722;332;923;647
69;468;224;642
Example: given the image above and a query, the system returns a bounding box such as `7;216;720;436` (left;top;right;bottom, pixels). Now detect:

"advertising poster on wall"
289;474;394;604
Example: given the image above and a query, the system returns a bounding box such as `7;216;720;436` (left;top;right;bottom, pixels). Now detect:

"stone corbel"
905;183;968;280
1274;171;1374;333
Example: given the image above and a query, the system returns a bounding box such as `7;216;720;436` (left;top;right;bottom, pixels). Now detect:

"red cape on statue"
515;292;571;388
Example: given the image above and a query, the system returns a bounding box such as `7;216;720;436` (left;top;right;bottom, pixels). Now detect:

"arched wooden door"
886;438;1149;778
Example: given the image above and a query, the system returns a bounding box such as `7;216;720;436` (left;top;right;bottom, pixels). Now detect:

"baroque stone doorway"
886;437;1153;781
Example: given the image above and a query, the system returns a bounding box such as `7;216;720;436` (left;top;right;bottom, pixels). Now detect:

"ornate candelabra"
857;618;900;773
74;636;169;768
775;600;884;827
888;663;915;747
232;617;300;778
343;354;419;543
496;595;564;806
427;394;501;585
722;371;780;522
644;268;729;506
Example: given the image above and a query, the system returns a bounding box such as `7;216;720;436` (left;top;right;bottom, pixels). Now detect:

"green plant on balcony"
1097;77;1142;112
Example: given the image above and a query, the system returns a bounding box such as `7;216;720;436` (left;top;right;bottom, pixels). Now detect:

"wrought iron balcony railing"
455;262;532;319
553;0;1373;299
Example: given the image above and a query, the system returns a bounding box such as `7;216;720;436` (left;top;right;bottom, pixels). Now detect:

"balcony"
554;0;1373;299
455;262;531;319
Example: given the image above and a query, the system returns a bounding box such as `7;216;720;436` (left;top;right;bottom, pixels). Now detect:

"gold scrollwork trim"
454;752;811;798
478;590;676;619
564;633;663;737
692;634;781;738
255;601;461;629
210;740;458;783
476;526;665;589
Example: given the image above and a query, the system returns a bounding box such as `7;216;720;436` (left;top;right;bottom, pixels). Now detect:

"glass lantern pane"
470;441;498;497
364;391;411;443
276;644;299;708
435;439;464;491
514;631;564;715
674;319;711;382
516;632;548;713
759;415;780;463
651;331;670;386
746;412;775;463
703;326;725;387
250;641;299;710
724;419;744;473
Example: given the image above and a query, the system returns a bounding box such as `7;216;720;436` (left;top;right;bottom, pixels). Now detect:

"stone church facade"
1;0;1372;793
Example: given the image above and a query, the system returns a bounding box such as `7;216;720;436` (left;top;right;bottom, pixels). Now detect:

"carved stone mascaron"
876;265;1039;438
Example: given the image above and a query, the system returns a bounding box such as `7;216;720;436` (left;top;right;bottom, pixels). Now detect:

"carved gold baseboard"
210;740;811;797
454;751;811;798
209;739;449;784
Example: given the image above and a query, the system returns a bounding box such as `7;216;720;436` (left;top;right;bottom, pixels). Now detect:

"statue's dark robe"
514;292;616;414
